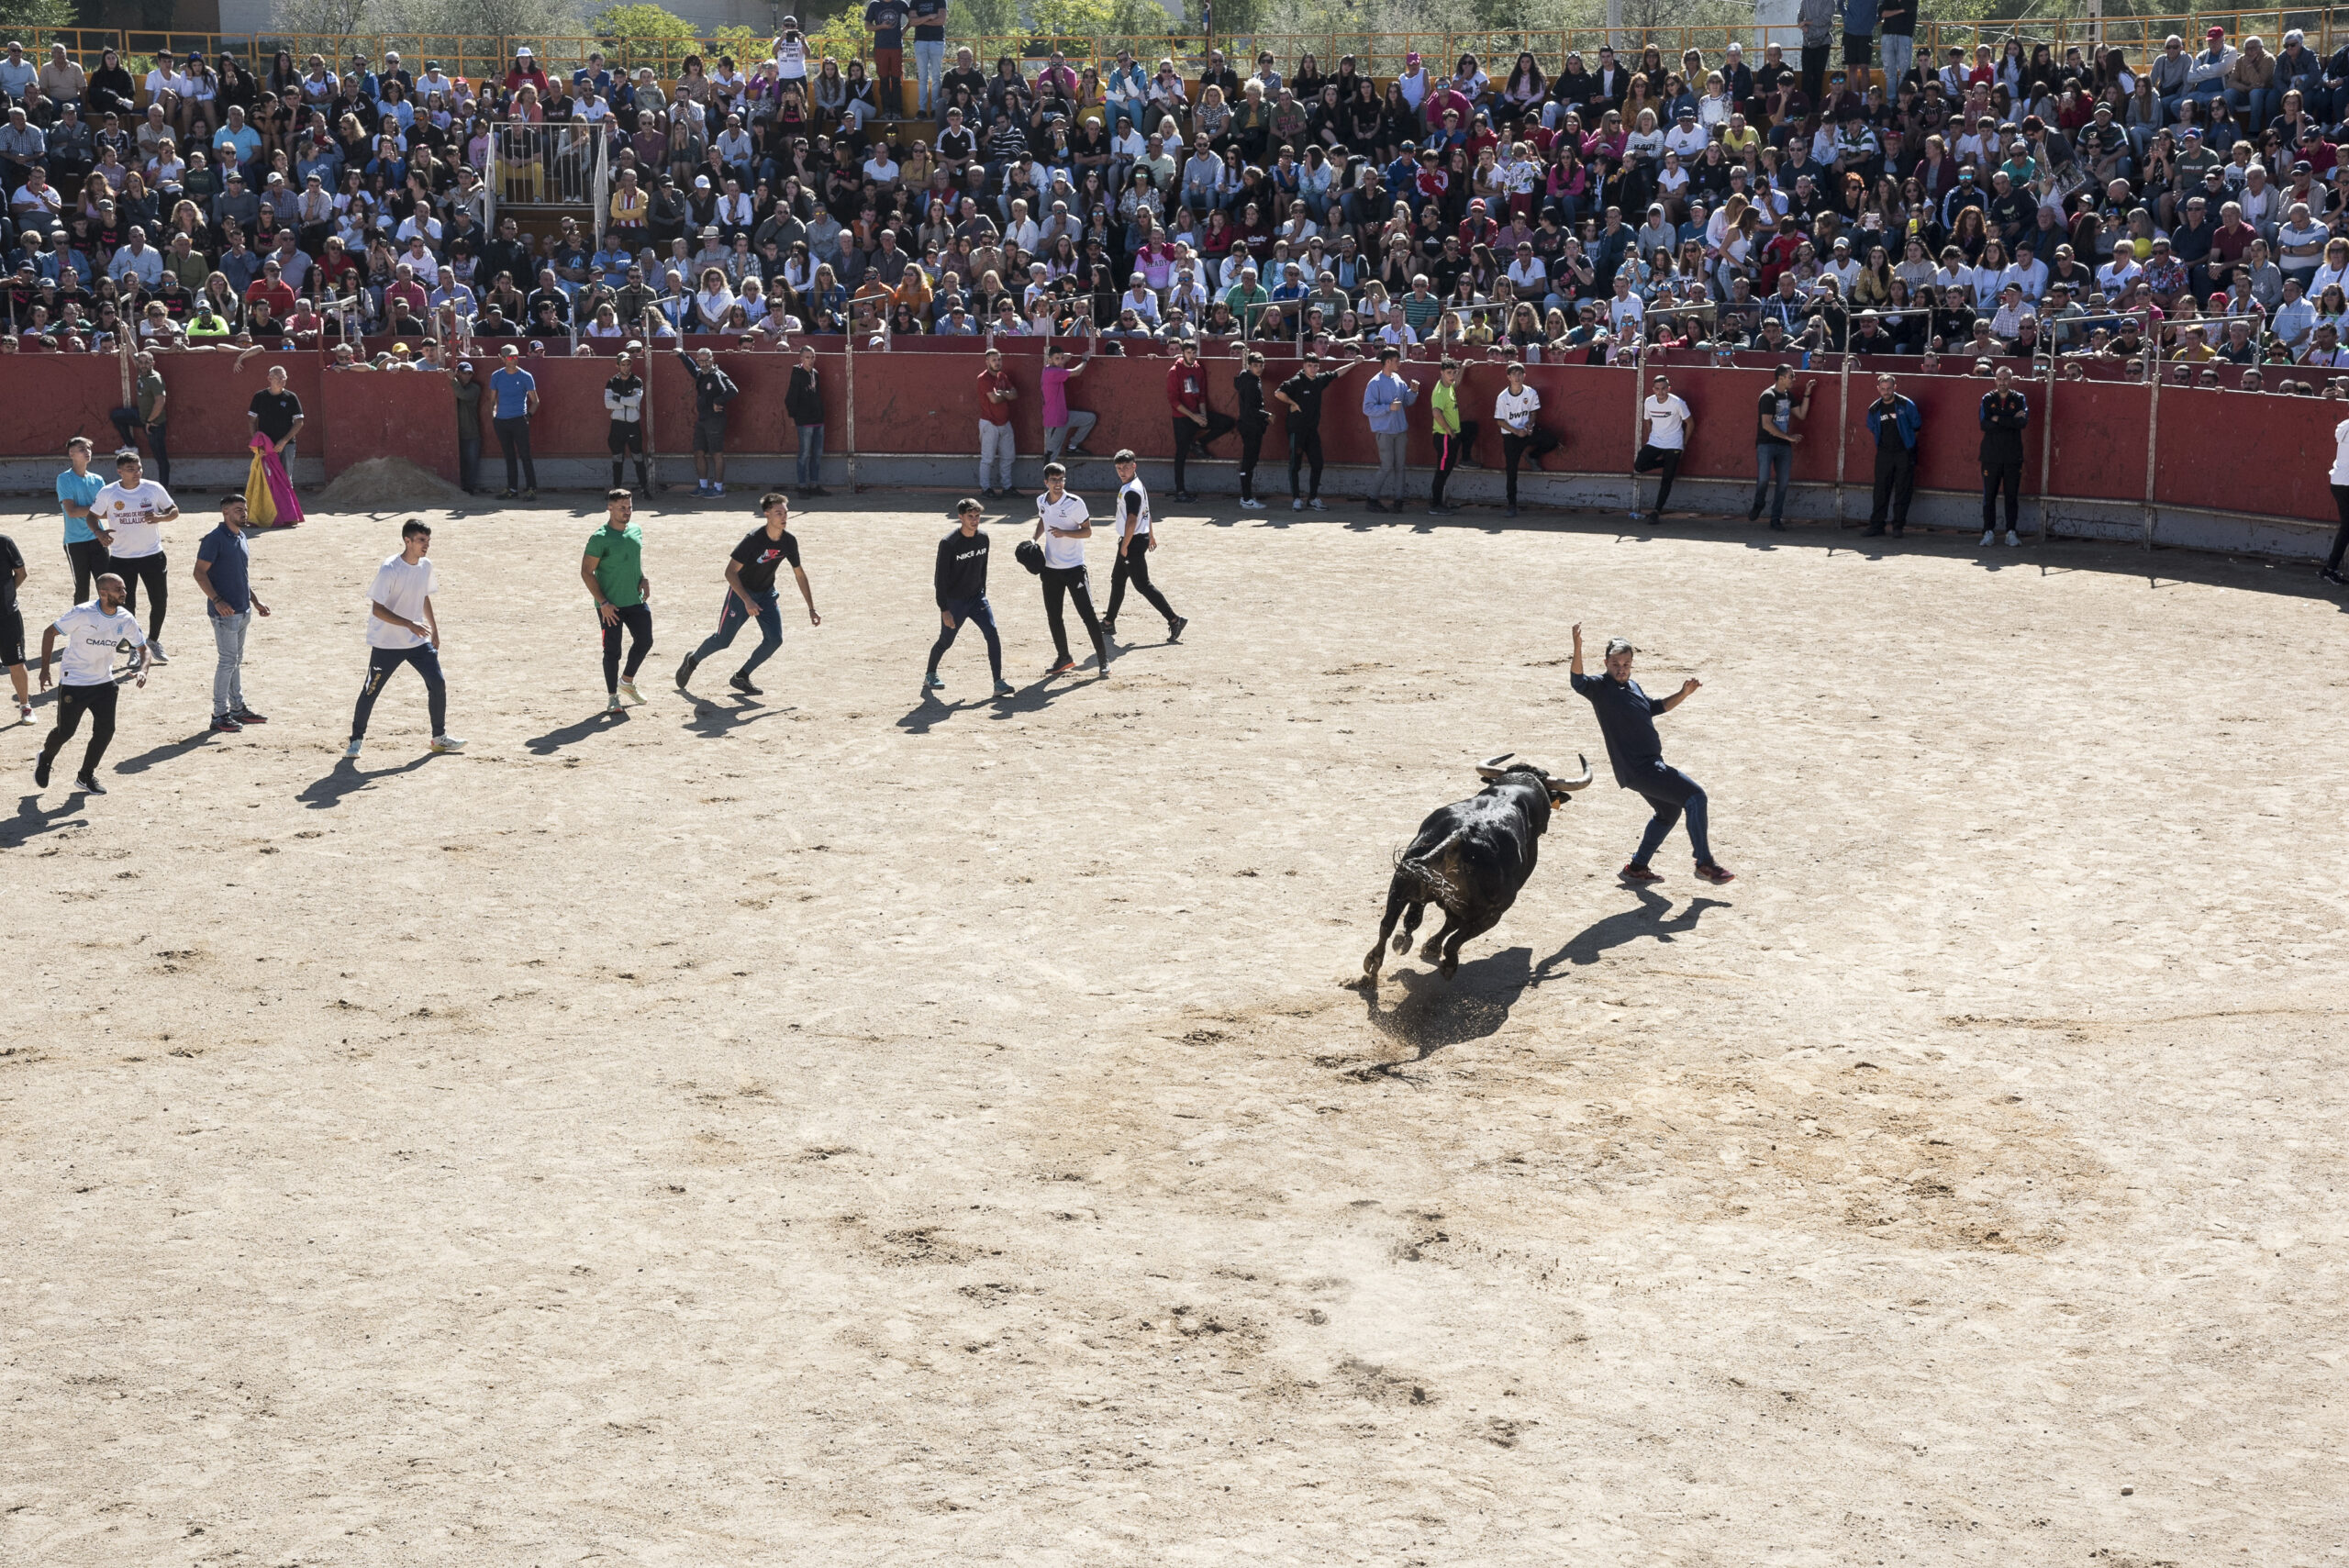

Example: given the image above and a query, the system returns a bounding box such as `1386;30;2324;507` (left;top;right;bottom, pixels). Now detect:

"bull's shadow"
1354;944;1533;1067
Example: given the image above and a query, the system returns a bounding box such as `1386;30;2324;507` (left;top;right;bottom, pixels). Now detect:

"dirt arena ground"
1;488;2344;1566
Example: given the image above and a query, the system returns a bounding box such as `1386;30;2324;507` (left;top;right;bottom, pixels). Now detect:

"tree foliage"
594;1;698;44
0;0;76;33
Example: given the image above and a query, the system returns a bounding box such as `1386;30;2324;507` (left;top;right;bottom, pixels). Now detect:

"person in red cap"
2182;25;2237;115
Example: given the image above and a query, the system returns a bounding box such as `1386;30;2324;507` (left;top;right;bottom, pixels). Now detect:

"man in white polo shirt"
92;449;178;662
35;572;150;795
1031;461;1108;678
346;518;464;760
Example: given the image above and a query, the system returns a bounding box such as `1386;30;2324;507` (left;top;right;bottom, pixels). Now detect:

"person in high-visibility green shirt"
1428;360;1476;516
185;302;229;339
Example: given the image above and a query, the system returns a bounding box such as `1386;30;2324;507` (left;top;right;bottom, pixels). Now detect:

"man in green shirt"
1428;360;1475;516
580;488;651;712
107;350;172;487
1221;265;1268;329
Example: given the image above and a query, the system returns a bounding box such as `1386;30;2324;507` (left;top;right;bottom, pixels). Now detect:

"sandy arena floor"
0;490;2344;1566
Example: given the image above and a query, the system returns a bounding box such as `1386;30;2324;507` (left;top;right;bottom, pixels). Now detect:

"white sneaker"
618;680;643;705
2005;529;2021;547
1307;498;1326;510
1291;497;1305;511
1980;529;1996;546
429;735;467;753
16;703;29;722
147;642;168;664
1239;497;1265;510
342;738;363;760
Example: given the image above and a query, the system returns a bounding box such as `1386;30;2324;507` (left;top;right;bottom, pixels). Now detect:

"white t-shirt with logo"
94;479;176;559
1495;384;1542;431
2332;419;2349;485
364;552;439;649
1037;491;1090;570
1118;475;1152;538
50;603;144;686
1642;394;1690;450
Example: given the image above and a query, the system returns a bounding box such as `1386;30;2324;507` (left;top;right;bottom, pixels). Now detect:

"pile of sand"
313;457;472;514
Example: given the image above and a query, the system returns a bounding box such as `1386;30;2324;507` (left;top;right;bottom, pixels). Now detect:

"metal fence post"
1833;350;1852;527
2143;349;2161;551
2036;353;2057;541
844;328;859;495
1629;343;1647;517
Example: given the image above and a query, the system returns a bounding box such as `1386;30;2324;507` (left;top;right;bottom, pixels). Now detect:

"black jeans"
112;551;168;641
929;594;1003;679
39;681;117;779
109;408;169;485
1502;428;1557;505
2329;484;2349;573
495;416;537;492
1041;563;1106;663
1106;534;1175;628
1237;421;1266;499
1432;423;1477;505
1869;446;1917;528
1801;41;1831;102
1983;460;2023;530
68;538;111;602
1172;410;1237;492
600;602;652;693
351;644;448;740
1287;427;1325;498
1633;445;1682;514
459;435;482;494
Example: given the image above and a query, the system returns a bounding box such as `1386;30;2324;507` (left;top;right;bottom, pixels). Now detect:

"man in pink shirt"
1041;337;1097;461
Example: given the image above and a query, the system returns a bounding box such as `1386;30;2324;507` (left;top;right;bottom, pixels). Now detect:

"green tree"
593;1;698;69
0;0;75;28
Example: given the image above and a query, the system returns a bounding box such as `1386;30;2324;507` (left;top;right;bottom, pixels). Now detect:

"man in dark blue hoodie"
1863;373;1922;539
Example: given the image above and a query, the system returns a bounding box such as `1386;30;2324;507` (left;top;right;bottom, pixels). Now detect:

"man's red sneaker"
1694;862;1736;885
1620;862;1663;884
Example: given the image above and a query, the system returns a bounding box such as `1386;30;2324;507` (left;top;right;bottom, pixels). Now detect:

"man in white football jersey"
1101;448;1186;646
35;572;149;795
91;449;178;662
1030;462;1108;678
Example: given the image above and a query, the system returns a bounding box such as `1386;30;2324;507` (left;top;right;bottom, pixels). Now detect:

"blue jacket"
1364;371;1418;433
1865;394;1920;450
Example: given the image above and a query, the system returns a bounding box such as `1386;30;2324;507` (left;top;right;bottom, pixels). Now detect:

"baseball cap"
2206;25;2224;39
456;360;473;371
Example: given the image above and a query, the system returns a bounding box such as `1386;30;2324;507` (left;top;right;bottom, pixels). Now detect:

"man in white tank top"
1102;449;1186;646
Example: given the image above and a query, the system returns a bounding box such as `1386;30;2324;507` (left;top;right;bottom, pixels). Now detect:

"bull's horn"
1475;751;1514;780
1559;753;1595;791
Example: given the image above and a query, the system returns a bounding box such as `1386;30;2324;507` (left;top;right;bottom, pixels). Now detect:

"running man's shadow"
296;755;430;809
1349;944;1534;1073
896;692;1001;733
1532;888;1728;977
685;696;785;738
525;709;629;754
985;673;1102;717
2;792;90;847
111;730;218;774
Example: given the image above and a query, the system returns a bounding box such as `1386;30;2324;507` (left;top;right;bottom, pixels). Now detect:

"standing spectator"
1041;339;1098;460
346;519;463;760
1363;346;1419;513
1428;358;1470;516
450;361;484;496
1879;0;1918;88
1978;363;2031;546
602;350;649;496
1233;349;1271;510
864;0;908;117
1165;339;1237;502
1863;373;1922;539
1749;364;1816;532
926;498;1009;695
34;572;149;796
675;494;820;697
1632;372;1692;523
56;438;113;606
786;345;828;498
678;346;739;498
109;351;171;486
190;491;269;734
1494;361;1559;518
2322;409;2349;587
0;521;25;723
1277;353;1345;510
92;450;177;662
489;344;540;500
1031;460;1108;676
582;489;652;714
246;363;305;463
907;0;948;115
975;345;1018;499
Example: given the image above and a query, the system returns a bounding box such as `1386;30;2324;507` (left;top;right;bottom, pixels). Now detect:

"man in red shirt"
975;346;1018;498
1165;339;1238;503
242;258;296;320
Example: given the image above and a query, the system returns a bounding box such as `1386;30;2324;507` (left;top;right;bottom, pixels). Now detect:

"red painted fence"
1;349;2338;533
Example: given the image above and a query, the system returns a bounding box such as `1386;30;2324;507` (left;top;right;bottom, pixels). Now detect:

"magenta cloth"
250;433;305;525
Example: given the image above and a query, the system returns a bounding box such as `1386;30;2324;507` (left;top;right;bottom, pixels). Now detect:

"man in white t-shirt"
1493;361;1560;517
345;519;464;760
1030;462;1108;677
1633;372;1694;522
91;450;178;662
35;572;149;795
1102;449;1185;647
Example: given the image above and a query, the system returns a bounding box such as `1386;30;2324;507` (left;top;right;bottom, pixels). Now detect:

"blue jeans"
927;595;1002;679
1752;442;1792;523
208;606;250;717
1880;30;1914;86
1624;760;1714;867
351;644;446;740
694;588;783;678
2227;85;2277;132
796;423;824;488
913;38;945;112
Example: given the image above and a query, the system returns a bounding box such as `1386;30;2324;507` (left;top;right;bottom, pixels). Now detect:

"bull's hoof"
1438;954;1459;980
1363;950;1384;979
1391;929;1411;953
1419;938;1445;963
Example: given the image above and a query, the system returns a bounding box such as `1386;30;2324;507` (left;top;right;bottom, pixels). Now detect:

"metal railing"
483;120;608;238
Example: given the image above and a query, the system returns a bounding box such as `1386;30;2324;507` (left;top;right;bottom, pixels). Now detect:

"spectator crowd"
7;18;2349;384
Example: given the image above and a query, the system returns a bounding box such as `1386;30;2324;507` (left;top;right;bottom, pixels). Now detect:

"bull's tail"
1394;830;1468;915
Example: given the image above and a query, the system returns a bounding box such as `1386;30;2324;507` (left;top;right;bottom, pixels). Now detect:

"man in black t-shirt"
246;364;305;462
1275;355;1348;508
0;529;27;722
1748;362;1816;531
1569;622;1734;886
926;497;1008;696
675;493;821;698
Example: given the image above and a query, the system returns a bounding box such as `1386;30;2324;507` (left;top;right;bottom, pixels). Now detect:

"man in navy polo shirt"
192;491;271;733
1569;621;1734;887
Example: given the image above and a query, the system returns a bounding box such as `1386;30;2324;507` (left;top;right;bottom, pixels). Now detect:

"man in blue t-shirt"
55;436;111;603
488;345;540;499
865;0;908;116
1569;621;1734;887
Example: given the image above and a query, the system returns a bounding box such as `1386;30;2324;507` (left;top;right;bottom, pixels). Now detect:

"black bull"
1364;755;1593;980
